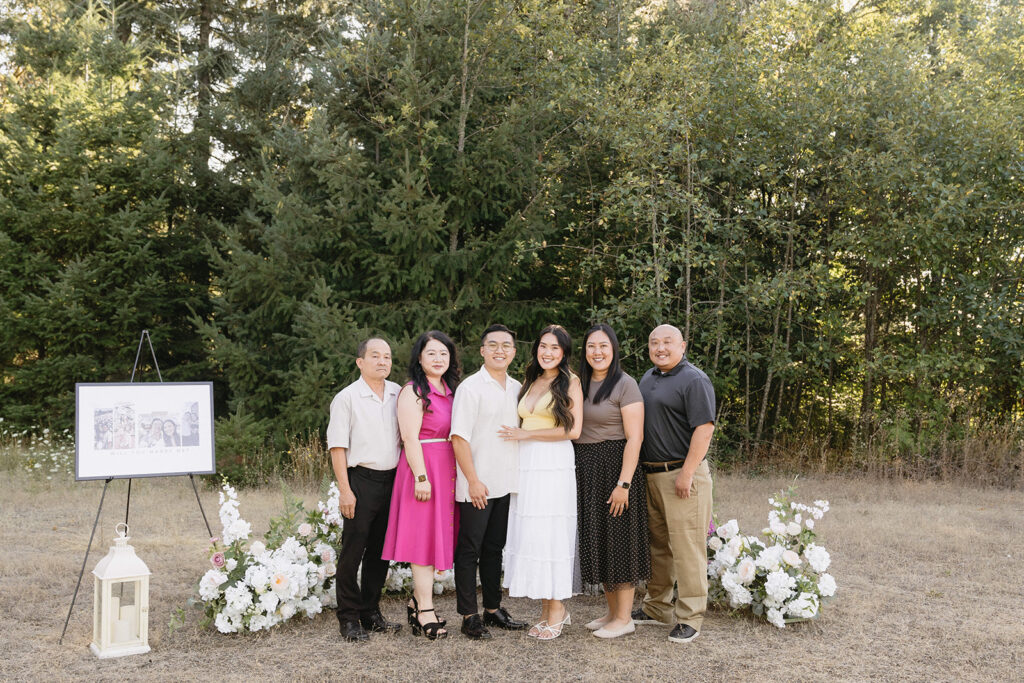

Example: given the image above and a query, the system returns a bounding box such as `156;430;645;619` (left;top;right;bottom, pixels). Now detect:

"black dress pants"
335;466;395;624
454;493;511;616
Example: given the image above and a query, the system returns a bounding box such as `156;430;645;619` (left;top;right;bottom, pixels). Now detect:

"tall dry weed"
748;418;1023;488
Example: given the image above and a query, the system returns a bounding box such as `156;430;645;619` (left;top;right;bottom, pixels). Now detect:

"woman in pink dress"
382;330;461;639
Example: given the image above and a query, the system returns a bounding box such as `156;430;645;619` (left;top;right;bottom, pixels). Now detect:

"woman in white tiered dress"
499;324;583;641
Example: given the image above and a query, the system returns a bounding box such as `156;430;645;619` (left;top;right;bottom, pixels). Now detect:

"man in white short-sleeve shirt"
327;337;402;642
450;324;528;639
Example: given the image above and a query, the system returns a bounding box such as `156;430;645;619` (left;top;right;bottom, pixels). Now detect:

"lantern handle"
116;522;129;538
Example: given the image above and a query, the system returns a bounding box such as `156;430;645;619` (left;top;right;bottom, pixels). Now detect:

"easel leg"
60;478;111;644
190;473;213;539
125;478;132;527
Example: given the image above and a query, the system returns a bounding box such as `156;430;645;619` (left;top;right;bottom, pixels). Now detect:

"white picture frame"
75;382;215;480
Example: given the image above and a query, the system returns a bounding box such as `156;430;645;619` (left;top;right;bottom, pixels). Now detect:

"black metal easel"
59;330;213;644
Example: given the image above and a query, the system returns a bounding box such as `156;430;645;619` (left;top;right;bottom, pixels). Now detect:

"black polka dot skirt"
573;439;651;587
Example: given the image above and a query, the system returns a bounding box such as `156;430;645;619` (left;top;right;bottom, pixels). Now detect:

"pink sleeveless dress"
381;382;459;569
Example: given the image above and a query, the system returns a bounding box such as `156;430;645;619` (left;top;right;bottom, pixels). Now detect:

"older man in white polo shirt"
327;337;403;642
451;324;528;639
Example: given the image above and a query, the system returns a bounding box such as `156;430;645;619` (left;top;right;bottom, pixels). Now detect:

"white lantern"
90;523;151;658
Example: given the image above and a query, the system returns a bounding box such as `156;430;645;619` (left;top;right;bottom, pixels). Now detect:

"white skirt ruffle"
503;439;577;600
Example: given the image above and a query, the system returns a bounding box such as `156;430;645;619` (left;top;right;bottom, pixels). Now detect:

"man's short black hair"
480;324;516;345
357;337;388;358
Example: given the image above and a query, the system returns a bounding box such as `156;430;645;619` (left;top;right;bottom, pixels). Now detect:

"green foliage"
1;0;1022;475
212;410;274;488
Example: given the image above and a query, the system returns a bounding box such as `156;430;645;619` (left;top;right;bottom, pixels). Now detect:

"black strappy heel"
409;596;448;640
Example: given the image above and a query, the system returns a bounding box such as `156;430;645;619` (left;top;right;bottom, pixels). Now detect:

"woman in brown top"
573;324;650;639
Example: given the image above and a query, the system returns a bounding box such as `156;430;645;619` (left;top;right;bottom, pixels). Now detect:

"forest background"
1;0;1022;485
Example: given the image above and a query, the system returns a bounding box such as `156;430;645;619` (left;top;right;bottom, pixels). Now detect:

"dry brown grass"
2;471;1022;682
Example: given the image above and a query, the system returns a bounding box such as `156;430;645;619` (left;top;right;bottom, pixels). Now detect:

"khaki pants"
641;460;713;629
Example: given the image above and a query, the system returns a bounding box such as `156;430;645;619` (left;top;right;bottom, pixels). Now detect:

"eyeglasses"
484;342;515;352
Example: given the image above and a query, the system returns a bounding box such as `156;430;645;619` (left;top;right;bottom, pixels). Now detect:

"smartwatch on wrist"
617;480;630;490
416;474;428;483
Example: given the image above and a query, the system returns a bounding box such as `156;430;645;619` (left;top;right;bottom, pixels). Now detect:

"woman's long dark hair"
408;330;461;412
579;323;624;405
518;324;575;430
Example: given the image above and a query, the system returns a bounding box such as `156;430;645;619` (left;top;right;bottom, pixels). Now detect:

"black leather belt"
641;460;684;473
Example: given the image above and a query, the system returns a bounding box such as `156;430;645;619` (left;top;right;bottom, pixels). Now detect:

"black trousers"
454;494;511;616
335;466;395;624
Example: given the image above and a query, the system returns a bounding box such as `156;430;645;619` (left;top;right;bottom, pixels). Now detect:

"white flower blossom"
717;519;740;540
765;570;796;604
708;536;724;551
214;612;238;633
804;544;831;573
786;521;802;536
818;573;837;597
782;549;802;567
786;592;818;619
199;569;228;600
736;558;756;585
766;607;786;628
756;545;785;572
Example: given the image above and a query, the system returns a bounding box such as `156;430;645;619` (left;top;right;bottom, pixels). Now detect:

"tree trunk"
860;265;880;437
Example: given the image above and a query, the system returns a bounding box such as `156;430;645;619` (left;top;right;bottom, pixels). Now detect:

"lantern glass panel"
111;581;140;642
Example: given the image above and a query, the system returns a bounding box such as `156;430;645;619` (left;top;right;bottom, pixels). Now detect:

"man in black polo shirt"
632;324;715;643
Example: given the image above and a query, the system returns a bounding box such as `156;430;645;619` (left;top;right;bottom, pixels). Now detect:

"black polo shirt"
639;358;716;463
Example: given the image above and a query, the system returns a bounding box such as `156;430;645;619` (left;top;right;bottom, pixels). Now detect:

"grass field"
1;471;1022;682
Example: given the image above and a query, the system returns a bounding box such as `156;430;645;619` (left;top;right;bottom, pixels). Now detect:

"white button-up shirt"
450;367;521;502
326;376;401;470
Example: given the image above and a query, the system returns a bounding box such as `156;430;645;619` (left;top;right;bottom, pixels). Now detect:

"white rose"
250;540;266;556
717;519;740;540
297;523;313;537
736;558;756;585
786;521;802;536
708;536;724;551
279;602;296;620
782;550;802;567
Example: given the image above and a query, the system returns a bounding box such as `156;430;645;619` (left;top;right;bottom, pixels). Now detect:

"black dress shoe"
339;620;370;642
461;614;493;640
360;609;402;634
483;606;527;631
631;607;664;625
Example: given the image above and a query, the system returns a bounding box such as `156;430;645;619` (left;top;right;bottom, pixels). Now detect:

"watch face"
621;482;630;489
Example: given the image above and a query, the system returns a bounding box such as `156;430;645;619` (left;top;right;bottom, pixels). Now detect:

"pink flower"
320;549;333;563
209;536;220;545
708;520;716;537
210;551;226;569
297;523;313;537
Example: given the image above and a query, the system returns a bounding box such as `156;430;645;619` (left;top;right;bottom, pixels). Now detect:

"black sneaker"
630;607;664;625
668;623;699;643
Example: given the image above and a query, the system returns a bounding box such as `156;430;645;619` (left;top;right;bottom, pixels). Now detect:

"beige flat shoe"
593;620;636;639
585;615;611;631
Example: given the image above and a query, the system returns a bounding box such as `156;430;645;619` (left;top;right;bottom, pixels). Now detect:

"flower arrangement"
707;487;836;628
196;481;455;633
